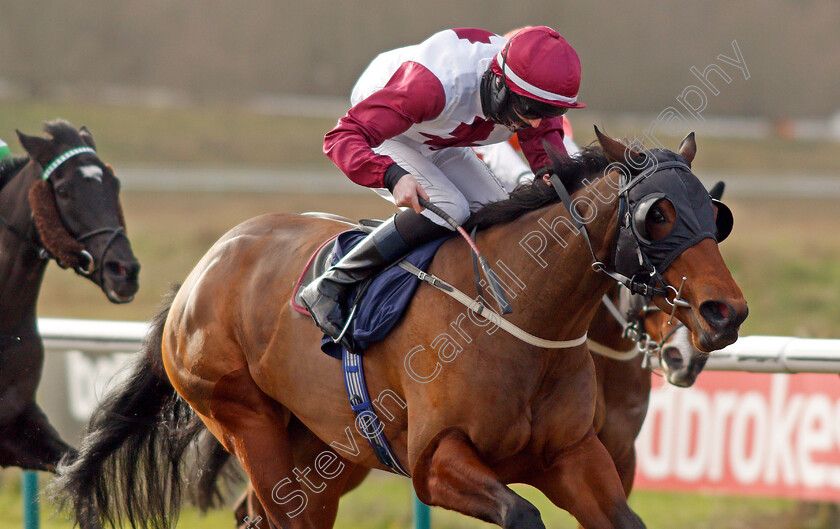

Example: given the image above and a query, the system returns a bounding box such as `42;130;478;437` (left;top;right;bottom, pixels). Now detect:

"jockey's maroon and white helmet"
492;26;585;109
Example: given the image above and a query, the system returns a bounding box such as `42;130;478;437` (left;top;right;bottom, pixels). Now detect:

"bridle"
596;288;688;371
546;166;691;309
0;146;126;278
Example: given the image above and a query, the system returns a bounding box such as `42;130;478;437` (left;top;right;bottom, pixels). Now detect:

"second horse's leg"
527;428;645;529
0;402;73;472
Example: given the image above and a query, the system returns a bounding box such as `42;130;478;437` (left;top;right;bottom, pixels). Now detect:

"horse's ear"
708;181;725;200
16;130;53;166
79;126;97;150
678;132;696;164
594;126;646;169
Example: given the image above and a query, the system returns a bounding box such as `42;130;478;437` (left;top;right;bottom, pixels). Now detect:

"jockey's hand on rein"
393;174;430;214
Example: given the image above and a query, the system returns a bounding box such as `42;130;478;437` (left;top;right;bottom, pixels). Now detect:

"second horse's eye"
55;185;69;198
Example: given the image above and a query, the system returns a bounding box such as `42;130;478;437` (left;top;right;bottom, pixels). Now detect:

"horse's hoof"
503;498;545;529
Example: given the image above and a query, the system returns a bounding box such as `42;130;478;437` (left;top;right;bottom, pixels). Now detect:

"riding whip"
418;197;513;314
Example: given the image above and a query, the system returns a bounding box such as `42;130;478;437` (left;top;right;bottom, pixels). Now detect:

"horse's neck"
588;284;634;351
0;163;48;332
483;176;620;343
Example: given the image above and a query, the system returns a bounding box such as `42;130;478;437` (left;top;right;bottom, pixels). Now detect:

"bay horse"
194;181;732;529
55;129;746;529
186;281;714;528
0;120;140;473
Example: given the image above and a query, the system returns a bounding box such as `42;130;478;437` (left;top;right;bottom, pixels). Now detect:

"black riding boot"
300;216;411;340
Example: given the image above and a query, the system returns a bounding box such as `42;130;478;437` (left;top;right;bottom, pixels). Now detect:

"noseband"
73;225;129;278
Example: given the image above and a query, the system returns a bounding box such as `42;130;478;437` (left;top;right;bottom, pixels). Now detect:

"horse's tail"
51;287;201;529
190;427;241;512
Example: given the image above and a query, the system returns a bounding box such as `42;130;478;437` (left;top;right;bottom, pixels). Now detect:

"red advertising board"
635;371;840;500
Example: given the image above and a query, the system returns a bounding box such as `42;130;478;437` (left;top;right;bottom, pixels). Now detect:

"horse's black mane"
0;120;88;191
464;145;609;231
43;119;87;148
0;156;29;191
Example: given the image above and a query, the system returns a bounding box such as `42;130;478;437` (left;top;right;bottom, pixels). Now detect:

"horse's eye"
650;207;666;224
55;185;69;198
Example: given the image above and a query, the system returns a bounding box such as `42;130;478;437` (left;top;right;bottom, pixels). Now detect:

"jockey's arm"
323;62;445;193
516;115;568;173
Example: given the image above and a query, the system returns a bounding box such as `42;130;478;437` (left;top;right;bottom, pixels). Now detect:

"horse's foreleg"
0;402;73;472
611;447;637;498
527;428;645;529
596;425;638;499
234;488;268;529
412;428;545;529
206;368;315;529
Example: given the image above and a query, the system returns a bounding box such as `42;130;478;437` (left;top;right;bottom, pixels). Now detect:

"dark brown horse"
55;129;746;529
0;120;139;472
588;284;701;500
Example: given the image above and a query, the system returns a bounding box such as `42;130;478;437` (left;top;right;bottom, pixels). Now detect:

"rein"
398;260;588;349
403;160;695;353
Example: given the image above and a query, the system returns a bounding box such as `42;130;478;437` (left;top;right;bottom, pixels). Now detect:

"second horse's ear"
16;130;53;167
708;181;725;200
80;126;97;150
678;132;696;164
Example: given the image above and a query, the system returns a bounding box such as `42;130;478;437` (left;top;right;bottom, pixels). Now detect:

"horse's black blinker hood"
547;145;733;304
614;149;728;285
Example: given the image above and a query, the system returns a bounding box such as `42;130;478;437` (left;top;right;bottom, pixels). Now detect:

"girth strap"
341;348;411;476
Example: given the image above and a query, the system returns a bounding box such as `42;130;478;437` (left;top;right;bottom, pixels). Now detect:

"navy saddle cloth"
320;230;449;359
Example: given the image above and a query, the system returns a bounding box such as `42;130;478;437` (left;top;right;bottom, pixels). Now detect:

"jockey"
301;26;585;339
0;139;11;162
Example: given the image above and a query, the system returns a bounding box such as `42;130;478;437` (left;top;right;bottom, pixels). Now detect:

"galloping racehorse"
0;120;140;472
56;129;746;529
190;282;715;528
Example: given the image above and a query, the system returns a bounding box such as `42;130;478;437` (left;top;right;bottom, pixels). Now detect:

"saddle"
291;213;450;358
290;214;380;314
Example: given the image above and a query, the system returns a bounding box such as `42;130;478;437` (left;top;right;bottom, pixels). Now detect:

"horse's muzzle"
102;258;140;303
695;299;748;351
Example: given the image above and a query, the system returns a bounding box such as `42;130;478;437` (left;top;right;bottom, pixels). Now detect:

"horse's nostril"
699;300;737;331
105;260;140;281
106;262;125;276
662;347;684;369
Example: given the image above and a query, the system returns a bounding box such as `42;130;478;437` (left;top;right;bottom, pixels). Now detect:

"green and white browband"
41;146;97;181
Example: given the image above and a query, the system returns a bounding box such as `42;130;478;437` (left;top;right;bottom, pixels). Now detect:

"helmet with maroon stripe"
496;26;584;109
481;26;584;126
